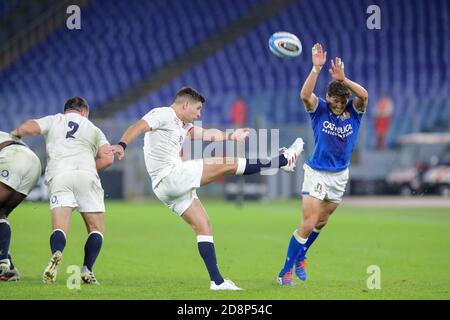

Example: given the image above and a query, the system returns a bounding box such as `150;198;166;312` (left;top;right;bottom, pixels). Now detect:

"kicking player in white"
12;97;114;285
112;87;304;290
0;131;41;281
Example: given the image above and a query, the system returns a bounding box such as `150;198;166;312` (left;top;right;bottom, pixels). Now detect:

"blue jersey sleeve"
347;99;364;123
308;97;328;121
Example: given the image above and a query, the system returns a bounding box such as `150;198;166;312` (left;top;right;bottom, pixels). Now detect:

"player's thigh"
48;173;78;209
201;157;238;186
302;195;325;220
0;183;26;218
181;198;212;235
324;200;339;216
158;160;203;198
51;207;73;234
0;182;15;216
73;171;105;213
316;200;339;225
80;212;105;234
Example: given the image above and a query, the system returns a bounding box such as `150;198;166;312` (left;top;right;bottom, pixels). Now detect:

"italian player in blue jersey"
278;43;369;285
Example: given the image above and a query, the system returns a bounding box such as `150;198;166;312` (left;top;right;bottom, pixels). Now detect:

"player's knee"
221;162;237;176
191;221;212;235
315;221;327;230
87;223;105;234
302;218;321;234
0;210;7;219
0;206;14;218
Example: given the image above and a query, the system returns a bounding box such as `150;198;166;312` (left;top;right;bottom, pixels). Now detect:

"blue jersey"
305;97;364;172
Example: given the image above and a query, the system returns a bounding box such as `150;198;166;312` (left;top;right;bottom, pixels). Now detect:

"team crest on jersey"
339;111;350;121
314;183;324;194
51;195;58;204
1;170;9;178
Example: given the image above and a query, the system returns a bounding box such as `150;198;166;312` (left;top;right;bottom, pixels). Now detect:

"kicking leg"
201;138;304;186
79;212;104;285
181;199;242;290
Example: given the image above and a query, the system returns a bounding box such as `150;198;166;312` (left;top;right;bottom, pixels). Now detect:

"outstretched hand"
329;57;346;81
312;43;327;68
230;128;250;142
112;144;125;161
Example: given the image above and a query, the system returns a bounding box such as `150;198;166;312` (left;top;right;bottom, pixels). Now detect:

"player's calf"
82;231;103;276
0;219;11;265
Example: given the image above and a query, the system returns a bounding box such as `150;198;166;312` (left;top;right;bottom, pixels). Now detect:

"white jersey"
0;131;25;145
35;113;109;184
142;107;193;188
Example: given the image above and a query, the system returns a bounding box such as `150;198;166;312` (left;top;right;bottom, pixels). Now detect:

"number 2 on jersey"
66;121;79;139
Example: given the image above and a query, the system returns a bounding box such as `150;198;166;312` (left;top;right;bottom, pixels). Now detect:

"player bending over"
0;132;41;281
113;87;304;290
277;43;369;285
12;97;114;285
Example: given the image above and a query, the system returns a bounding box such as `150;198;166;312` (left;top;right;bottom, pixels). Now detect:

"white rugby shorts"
0;145;41;195
302;163;349;203
153;159;203;216
48;170;105;213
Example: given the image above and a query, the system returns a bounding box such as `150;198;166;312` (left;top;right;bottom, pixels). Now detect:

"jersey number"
65;121;79;139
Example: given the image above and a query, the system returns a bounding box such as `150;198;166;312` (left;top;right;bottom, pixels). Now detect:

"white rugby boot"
43;251;63;284
81;265;100;285
280;138;304;172
210;279;243;290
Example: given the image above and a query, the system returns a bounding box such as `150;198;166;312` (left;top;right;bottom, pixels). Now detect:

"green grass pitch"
1;200;449;299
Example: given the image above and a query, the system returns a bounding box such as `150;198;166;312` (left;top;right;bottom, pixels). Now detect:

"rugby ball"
268;32;302;59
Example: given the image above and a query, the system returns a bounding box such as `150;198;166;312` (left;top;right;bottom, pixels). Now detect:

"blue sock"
83;232;103;271
242;155;288;175
304;229;320;255
197;236;224;285
279;232;306;276
50;229;66;254
0;219;11;261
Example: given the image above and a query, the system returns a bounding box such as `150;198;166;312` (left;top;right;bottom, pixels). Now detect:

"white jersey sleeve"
142;108;173;130
35;115;57;136
95;128;109;149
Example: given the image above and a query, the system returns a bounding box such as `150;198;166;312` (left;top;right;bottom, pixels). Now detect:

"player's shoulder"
346;98;364;116
144;106;172;117
143;107;175;125
308;96;327;114
36;113;63;125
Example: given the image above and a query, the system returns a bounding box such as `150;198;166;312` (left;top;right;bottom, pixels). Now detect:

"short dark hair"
64;96;89;112
175;87;205;103
326;80;350;99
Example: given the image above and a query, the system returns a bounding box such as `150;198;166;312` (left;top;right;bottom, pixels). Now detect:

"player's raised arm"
329;57;369;113
112;119;151;160
11;119;41;138
189;126;249;142
300;43;327;112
